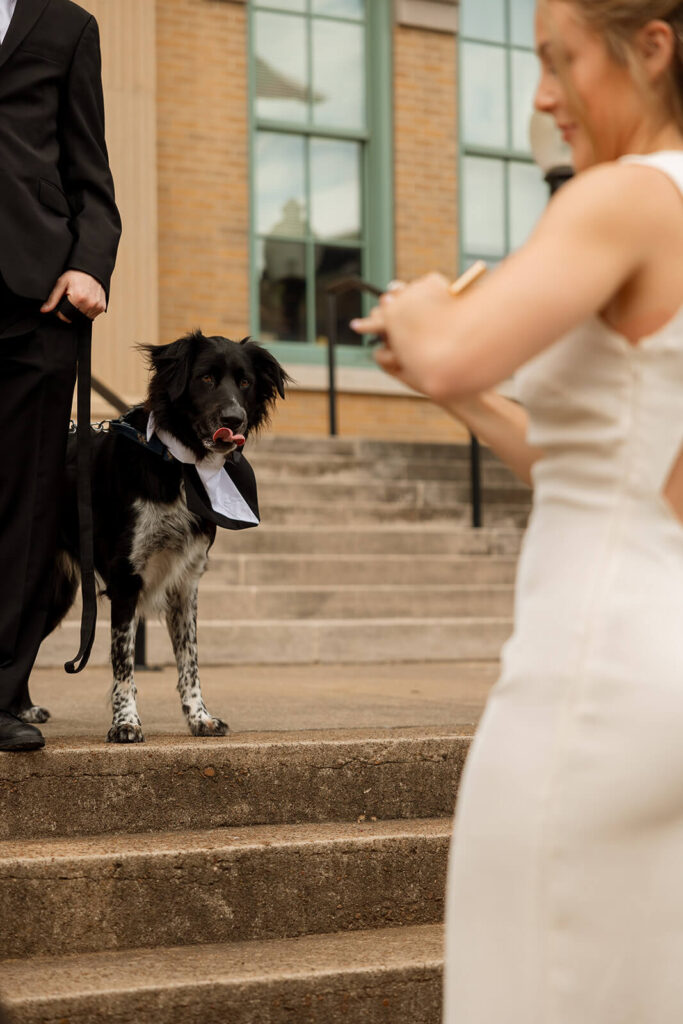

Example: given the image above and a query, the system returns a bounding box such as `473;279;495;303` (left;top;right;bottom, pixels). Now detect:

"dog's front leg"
167;585;228;737
107;591;144;744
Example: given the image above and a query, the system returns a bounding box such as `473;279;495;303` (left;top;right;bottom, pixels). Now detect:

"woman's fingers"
373;346;402;375
350;306;386;335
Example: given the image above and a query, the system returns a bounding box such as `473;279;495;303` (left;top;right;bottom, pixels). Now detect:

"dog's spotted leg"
17;705;51;725
167;585;228;737
107;595;144;743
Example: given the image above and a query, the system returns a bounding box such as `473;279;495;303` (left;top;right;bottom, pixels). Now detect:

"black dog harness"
110;408;261;531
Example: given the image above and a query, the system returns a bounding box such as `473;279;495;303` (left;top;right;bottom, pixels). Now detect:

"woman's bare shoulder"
541;160;682;242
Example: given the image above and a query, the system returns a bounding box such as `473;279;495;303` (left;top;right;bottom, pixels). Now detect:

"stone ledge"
283;363;418;397
395;0;458;34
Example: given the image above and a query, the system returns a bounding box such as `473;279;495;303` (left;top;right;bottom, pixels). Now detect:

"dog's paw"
189;716;229;738
107;723;145;744
17;706;51;725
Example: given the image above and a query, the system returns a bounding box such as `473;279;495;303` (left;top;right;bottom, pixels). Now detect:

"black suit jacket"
0;0;121;302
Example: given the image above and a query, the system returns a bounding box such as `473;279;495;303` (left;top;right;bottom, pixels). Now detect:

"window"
249;0;393;364
459;0;548;268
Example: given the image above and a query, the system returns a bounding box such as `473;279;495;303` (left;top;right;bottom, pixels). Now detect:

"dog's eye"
201;375;215;387
238;378;251;390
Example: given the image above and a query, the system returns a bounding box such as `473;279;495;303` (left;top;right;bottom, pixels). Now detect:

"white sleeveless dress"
443;151;683;1023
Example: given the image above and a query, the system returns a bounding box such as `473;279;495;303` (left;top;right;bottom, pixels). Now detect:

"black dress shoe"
0;710;45;752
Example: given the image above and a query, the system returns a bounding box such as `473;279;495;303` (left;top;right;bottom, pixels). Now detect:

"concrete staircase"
0;728;469;1023
3;436;529;1021
38;437;530;668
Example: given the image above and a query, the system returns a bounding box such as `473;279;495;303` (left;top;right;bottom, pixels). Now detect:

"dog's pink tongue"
213;427;246;447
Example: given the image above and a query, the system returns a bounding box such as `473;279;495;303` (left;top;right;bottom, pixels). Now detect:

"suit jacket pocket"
38;178;71;217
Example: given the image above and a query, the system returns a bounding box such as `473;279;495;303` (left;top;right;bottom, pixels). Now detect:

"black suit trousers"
0;314;77;712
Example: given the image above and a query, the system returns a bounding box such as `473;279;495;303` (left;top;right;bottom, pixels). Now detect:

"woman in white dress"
352;1;683;1020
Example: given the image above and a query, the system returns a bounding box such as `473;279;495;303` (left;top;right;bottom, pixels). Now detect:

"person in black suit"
0;0;121;751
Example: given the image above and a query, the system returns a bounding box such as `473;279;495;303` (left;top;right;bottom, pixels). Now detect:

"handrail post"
470;433;482;528
326;291;338;437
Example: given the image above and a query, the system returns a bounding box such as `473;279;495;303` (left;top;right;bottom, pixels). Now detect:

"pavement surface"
26;662;499;741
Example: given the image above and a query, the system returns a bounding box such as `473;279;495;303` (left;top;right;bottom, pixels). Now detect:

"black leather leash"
59;297;97;674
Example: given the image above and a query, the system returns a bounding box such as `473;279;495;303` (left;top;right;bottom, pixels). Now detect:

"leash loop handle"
64;314;98;674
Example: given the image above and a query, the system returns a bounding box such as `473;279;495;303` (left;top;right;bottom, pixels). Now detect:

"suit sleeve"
59;15;122;300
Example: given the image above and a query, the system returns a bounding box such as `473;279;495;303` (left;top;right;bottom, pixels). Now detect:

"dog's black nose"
221;414;244;432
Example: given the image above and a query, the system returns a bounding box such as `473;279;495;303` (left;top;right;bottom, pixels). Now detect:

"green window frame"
458;0;547;270
248;0;394;368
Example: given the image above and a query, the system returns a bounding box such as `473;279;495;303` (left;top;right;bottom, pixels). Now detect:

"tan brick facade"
394;23;459;283
269;391;468;442
157;0;250;345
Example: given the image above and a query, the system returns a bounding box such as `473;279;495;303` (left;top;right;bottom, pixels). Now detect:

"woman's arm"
352;162;659;402
439;392;541;486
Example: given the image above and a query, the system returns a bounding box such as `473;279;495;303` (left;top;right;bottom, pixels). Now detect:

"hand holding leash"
40;270;106;323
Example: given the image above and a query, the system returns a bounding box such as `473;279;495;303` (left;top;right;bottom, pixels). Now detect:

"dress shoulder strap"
619;151;683;197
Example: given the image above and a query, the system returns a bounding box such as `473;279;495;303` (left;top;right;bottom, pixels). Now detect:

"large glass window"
250;1;392;359
459;0;548;268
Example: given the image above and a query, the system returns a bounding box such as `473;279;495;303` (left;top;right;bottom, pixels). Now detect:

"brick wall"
394;23;459;282
269;391;469;443
156;0;250;345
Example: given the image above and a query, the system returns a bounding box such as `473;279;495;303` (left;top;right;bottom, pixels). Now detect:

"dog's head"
141;331;291;459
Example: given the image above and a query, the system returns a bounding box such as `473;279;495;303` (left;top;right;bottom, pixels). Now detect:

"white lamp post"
529;110;574;195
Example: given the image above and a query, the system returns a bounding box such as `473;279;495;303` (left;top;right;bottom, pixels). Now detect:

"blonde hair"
554;1;683;130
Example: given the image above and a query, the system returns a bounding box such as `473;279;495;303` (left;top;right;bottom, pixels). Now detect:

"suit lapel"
0;0;51;71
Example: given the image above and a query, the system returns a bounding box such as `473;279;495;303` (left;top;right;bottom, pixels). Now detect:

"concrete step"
250;435;486;461
257;478;530;507
0;729;470;842
249;451;518;484
257;503;530;526
202;583;514;620
212;525;524;557
64;583;513;622
0;818;450;959
205;554;518;586
38;616;513;667
0;924;443;1024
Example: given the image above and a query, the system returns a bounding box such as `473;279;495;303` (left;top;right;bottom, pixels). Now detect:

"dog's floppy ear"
240;337;291;400
141;331;202;403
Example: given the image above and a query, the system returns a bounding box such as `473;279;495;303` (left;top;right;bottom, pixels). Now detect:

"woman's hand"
351;273;457;398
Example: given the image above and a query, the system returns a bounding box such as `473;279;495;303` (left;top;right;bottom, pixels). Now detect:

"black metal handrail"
91;375;128;415
324;276;483;528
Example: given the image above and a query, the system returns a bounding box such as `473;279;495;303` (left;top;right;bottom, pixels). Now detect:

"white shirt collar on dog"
146;413;259;525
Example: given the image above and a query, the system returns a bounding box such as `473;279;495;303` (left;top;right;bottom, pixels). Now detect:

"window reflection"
254;12;308;124
508;162;547;249
253;2;368;347
512;50;539;153
312;20;365;131
462;42;507;150
511;0;537;48
258;240;307;343
312;0;364;17
315;246;363;346
463;157;506;258
460;0;505;43
256;132;307;237
310;139;361;240
265;0;305;10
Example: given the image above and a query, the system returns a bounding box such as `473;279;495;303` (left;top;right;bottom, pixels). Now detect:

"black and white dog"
42;331;289;743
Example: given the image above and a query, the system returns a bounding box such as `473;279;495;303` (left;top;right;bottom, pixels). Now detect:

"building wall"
91;0;465;441
156;0;250;346
394;22;459;282
80;0;158;409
